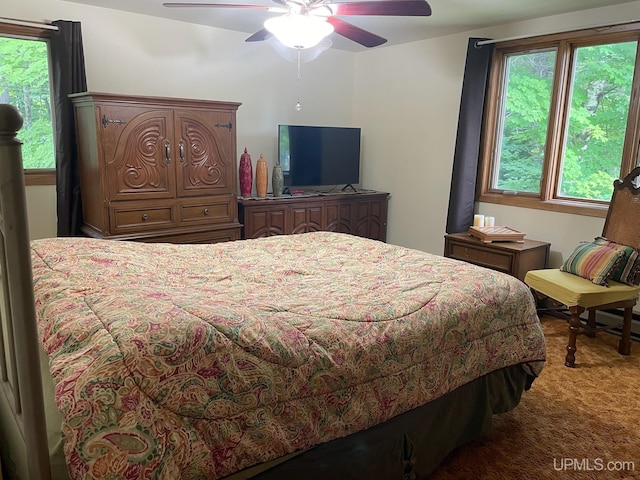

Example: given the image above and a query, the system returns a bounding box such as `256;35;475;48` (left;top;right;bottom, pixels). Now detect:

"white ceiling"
64;0;639;51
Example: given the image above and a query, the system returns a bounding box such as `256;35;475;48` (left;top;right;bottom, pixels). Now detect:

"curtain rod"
0;17;59;31
476;18;639;46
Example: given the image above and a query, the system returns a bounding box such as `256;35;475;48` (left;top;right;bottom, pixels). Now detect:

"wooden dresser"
444;232;550;281
238;191;389;241
71;92;242;243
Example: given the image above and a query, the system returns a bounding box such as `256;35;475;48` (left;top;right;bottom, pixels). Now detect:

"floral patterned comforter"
32;231;546;479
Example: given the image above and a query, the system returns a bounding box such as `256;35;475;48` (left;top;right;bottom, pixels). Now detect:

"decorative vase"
256;153;268;198
272;163;284;197
239;147;253;197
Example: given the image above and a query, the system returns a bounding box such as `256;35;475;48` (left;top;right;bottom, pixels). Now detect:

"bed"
0;103;546;480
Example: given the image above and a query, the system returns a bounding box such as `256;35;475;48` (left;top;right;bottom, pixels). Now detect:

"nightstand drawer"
448;244;513;272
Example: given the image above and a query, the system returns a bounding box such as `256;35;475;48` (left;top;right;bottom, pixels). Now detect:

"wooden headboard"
0;104;51;479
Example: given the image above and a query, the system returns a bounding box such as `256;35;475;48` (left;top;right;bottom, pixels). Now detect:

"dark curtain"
50;20;87;237
445;38;494;233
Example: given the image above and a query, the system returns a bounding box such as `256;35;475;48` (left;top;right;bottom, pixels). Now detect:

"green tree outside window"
493;41;637;202
0;36;55;169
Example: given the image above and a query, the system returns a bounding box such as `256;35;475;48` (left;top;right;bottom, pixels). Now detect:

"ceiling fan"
163;0;432;49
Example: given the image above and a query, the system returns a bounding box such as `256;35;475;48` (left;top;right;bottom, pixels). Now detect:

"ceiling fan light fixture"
265;14;334;49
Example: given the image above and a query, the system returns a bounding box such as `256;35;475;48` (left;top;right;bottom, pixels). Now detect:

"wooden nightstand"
444;233;550;282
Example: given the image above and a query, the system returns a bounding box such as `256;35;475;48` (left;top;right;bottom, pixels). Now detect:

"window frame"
0;20;56;186
478;22;640;218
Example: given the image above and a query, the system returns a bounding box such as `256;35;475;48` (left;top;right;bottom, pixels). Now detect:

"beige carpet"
431;316;640;480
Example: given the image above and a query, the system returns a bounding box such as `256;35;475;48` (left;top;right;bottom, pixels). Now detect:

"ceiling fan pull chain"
295;48;302;111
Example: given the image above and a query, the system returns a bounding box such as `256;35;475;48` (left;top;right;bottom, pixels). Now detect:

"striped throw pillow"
594;237;640;285
560;241;625;286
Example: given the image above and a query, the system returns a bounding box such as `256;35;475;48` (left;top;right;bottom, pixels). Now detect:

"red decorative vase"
239;147;253;197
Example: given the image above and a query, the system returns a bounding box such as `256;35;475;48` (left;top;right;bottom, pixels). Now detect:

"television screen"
278;125;361;188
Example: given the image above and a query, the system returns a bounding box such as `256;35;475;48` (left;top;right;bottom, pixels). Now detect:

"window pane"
559;41;637;201
493;49;557;193
0;36;55;169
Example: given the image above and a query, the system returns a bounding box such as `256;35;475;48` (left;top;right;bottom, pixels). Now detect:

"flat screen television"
278;124;361;188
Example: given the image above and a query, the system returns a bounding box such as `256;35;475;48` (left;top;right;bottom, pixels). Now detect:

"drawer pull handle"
179;141;185;164
142;213;149;221
203;208;209;215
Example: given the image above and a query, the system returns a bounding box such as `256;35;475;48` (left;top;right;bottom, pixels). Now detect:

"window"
479;23;640;217
0;20;56;185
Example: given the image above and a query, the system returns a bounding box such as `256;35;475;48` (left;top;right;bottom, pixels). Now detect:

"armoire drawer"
178;198;235;225
110;204;175;233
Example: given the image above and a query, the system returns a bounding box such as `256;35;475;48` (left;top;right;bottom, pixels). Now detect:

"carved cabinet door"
291;205;323;234
325;202;352;233
243;206;287;238
353;199;386;241
174;109;235;198
99;105;176;201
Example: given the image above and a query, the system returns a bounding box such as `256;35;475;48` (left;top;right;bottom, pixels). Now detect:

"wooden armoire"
70;92;242;243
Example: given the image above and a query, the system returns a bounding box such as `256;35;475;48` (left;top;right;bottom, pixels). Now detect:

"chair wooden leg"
565;306;585;368
585;309;597;338
618;307;632;356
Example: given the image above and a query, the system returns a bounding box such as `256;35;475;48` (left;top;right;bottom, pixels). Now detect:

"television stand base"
341;184;357;192
238;191;389;241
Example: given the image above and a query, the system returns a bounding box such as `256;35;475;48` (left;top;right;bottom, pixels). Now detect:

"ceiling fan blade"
327;0;431;17
245;28;273;42
163;2;286;12
326;17;386;48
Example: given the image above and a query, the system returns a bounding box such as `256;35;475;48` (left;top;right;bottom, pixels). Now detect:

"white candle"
484;216;495;227
473;214;485;227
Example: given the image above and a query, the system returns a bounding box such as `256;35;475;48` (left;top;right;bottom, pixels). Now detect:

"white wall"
25;186;57;239
354;1;640;265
